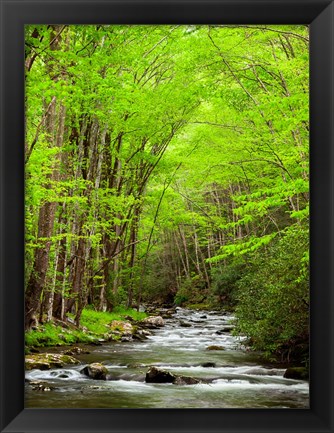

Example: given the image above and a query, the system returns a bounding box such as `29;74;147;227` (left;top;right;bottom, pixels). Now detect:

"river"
25;308;309;408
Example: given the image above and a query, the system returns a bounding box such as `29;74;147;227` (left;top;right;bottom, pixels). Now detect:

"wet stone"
206;345;225;351
201;362;216;368
80;362;109;380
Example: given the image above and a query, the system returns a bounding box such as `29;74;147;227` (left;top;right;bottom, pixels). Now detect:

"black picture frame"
1;0;333;432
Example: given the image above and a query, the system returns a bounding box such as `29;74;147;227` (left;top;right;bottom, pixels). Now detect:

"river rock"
146;366;175;383
132;331;148;341
105;331;121;340
140;316;165;328
173;375;200;385
160;308;176;318
109;320;134;335
179;321;192;327
80;363;109;380
25;353;80;370
91;341;103;346
206;345;225;351
220;325;234;332
145;367;200;385
63;347;90;356
283;367;308;380
201;362;216;368
31;382;56;392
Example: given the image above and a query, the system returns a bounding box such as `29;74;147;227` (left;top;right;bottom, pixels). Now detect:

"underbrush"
25;323;92;347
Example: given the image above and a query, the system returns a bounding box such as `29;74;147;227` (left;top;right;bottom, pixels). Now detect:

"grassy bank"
25;307;147;349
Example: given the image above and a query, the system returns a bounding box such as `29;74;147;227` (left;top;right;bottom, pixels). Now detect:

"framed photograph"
1;0;333;432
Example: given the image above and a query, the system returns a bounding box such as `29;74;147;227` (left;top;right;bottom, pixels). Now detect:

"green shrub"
174;292;189;306
234;225;309;363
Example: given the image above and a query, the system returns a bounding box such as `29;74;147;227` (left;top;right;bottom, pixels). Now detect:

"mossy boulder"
283;367;309;380
109;320;134;336
25;353;80;370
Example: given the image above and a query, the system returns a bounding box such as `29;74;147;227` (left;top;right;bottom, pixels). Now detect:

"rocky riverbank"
25;311;170;369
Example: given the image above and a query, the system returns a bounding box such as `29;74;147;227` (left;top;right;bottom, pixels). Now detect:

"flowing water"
25;308;309;408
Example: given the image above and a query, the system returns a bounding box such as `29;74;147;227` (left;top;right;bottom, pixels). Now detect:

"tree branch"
25;96;57;164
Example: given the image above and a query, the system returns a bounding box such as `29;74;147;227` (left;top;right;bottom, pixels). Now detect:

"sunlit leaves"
25;24;309;340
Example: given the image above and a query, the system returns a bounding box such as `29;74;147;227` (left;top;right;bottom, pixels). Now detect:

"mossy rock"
206;345;225;351
283;367;309;380
109;320;134;335
25;353;80;370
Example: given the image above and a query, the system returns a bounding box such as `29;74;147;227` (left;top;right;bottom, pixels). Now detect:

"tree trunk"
25;92;58;329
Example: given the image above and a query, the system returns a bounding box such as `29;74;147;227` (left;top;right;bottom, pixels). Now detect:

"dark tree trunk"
25;200;57;329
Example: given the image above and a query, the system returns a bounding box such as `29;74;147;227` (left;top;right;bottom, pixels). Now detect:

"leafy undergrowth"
25;307;147;349
25;323;92;348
